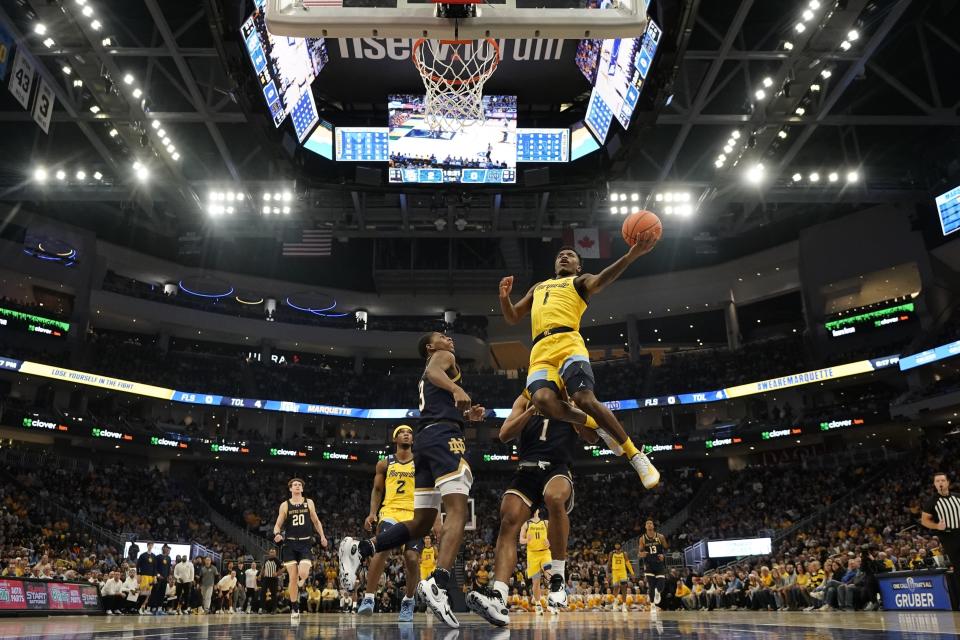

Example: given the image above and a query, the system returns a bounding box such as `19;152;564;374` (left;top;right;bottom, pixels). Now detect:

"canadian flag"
562;227;610;259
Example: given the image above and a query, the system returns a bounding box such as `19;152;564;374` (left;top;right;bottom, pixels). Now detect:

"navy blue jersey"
418;361;464;429
284;500;312;540
518;414;576;464
137;552;157;577
642;533;666;573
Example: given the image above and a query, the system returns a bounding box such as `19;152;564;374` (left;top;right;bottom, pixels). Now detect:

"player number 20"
292;513;305;526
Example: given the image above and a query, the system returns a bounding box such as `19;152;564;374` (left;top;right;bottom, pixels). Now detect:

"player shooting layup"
499;239;660;488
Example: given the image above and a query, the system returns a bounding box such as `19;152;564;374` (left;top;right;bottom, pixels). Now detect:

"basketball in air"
621;211;663;247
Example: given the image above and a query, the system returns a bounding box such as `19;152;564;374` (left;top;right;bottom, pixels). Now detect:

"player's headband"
393;425;413;440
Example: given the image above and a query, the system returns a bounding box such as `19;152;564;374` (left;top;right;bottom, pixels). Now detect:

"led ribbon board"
0;306;70;338
1;353;901;420
825;302;915;338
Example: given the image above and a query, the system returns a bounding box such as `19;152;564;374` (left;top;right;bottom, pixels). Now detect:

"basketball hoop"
412;37;500;132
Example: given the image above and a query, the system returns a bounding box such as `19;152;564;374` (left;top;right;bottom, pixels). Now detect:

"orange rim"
411;37;500;87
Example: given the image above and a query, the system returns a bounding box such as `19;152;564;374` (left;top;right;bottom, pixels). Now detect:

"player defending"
272;478;328;621
499;242;661;489
610;542;635;612
357;425;425;622
340;332;484;628
467;393;597;626
640;519;668;612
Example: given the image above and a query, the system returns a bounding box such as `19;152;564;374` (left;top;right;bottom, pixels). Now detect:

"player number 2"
396;480;406;494
539;419;550;441
292;514;305;526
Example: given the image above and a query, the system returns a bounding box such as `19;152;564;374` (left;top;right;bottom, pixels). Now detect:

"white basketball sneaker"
466;588;509;627
417;577;459;628
630;451;660;489
338;537;361;592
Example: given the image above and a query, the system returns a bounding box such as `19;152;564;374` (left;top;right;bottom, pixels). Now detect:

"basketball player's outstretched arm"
499;395;536;442
575;234;658;299
365;459;388;532
499;277;535;325
273;502;287;543
307;499;328;548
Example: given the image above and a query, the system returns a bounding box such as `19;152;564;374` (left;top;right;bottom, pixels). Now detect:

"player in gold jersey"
610;542;635;612
499;242;661;489
358;425;427;621
419;535;437;581
520;510;551;615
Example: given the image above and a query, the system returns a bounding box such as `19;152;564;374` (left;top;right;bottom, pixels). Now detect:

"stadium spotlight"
89;105;101;114
93;171;103;181
731;130;741;140
821;68;833;79
101;37;113;47
795;106;806;116
43;38;55;48
34;23;47;35
619;206;628;215
132;88;143;99
847;29;859;41
723;144;733;154
762;77;773;88
109;128;119;138
630;193;639;202
262;206;271;215
73;79;83;88
133;162;149;182
792;173;802;182
846;170;859;183
809;0;821;8
717;154;726;163
676;204;693;217
33;167;48;183
62;66;72;75
90;20;101;31
273;192;281;201
809;172;820;182
282;191;293;202
714;159;724;168
754;89;766;101
81;5;93;17
610;206;618;214
794;23;806;33
664;206;674;215
654;193;663;202
56;170;66;181
745;163;765;184
172;152;180;161
828;171;839;183
76;170;86;181
840;40;851;51
810;83;821;92
802;9;814;21
151;120;160;129
783;41;794;50
778;130;788;139
123;74;134;85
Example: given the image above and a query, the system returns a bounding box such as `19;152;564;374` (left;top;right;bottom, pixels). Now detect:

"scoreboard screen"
291;89;319;142
335;127;389;162
517;129;570;163
936;185;960;236
585;91;614;143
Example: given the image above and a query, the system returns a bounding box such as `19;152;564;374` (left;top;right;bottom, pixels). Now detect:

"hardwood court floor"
1;610;958;640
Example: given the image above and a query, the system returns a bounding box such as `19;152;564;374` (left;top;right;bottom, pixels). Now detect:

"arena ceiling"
0;0;957;288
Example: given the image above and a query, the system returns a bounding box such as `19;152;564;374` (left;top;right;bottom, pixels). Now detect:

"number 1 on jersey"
539;419;550;441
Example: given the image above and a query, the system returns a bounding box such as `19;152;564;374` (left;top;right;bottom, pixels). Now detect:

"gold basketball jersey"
530;276;587;338
380;456;414;520
526;520;549;552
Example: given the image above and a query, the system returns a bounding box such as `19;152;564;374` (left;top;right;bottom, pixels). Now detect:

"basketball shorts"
505;464;575;514
527;549;552;579
612;570;629;584
281;539;313;564
413;422;472;511
420;563;436;581
138;575;155;591
526;332;595;397
377;518;424;554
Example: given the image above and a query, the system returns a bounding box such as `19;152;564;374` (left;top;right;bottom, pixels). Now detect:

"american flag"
302;0;344;6
282;228;332;257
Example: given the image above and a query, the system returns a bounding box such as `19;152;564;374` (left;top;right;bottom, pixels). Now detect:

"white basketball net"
412;38;500;131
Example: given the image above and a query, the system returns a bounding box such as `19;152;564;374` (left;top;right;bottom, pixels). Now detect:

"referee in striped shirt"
921;471;960;608
261;549;281;613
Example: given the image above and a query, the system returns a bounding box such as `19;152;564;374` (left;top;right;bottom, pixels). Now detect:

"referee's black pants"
263;577;280;612
941;533;960;610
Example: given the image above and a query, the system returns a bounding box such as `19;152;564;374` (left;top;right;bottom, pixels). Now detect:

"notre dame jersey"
642;533;666;573
518;414;576;464
379;455;415;521
284;499;312;540
418;360;464;428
